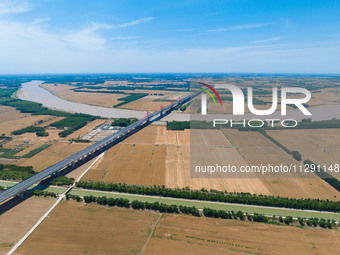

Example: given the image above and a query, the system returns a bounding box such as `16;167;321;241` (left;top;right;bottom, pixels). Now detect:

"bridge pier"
53;171;60;177
16;192;25;199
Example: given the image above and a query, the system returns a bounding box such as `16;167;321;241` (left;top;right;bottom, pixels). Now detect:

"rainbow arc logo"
198;82;223;106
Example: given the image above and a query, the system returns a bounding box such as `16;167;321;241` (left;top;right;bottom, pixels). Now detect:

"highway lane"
0;91;201;204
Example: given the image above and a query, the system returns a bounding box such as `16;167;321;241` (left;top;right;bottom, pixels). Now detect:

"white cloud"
63;24;108;51
208;23;270;32
250;37;281;44
111;36;141;40
113;17;154;29
61;18;154;50
161;28;198;32
0;0;31;15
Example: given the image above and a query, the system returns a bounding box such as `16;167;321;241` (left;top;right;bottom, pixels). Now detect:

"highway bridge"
0;90;201;204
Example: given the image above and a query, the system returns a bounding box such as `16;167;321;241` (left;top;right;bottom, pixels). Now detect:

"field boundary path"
7;153;105;255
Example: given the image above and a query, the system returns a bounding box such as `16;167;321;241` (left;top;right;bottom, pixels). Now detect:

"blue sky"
0;0;340;74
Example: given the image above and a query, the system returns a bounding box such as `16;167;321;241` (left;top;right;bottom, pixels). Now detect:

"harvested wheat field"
182;129;270;194
0;196;56;253
17;142;88;172
82;143;166;186
0;106;27;124
267;129;340;178
13;129;63;141
165;128;339;200
237;146;340;200
41;83;125;107
2;140;27;149
144;214;340;255
119;99;165;111
123;125;190;146
267;129;340;150
123;125;159;144
309;88;340;106
166;145;271;195
13;142;45;157
16;201;160;255
222;129;274;147
155;126;190;145
0;115;52;136
67;119;106;140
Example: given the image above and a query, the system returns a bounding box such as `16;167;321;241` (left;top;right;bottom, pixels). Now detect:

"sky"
0;0;340;74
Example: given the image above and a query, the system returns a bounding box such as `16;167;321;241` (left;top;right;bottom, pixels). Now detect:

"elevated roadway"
0;91;201;203
0;90;201;204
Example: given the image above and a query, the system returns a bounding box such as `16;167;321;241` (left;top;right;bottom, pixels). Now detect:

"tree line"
33;190;337;229
203;208;337;229
75;181;340;212
82;194;200;216
32;190;57;197
50;176;75;186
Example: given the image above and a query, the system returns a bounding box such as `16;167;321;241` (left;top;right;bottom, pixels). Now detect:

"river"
18;80;340;122
18;81;146;118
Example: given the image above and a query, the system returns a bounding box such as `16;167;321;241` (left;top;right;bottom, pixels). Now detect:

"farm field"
16;142;89;172
172;129;271;194
16;201;160;255
13;142;45;157
82;143;166;186
79;125;339;200
66;119;106;140
144;214;340;255
237;146;340;200
0;106;27;124
123;125;160;144
13;128;63;141
308;88;340;106
81;125;190;186
167;128;339;200
12;118;105;142
41;83;126;107
41;83;189;110
0;114;52;136
118;99;166;111
267;129;340;169
0;196;56;253
225;129;340;199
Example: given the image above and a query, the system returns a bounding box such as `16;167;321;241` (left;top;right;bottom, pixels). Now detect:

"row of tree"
111;118;138;127
30;190;338;229
203;208;337;228
49;176;75;186
75;181;340;212
83;194;200;216
32;190;57;197
65;194;81;202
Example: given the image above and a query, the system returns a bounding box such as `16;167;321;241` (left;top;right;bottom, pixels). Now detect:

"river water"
18;80;340;122
18;81;146;118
